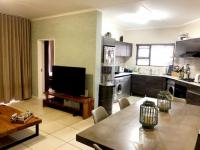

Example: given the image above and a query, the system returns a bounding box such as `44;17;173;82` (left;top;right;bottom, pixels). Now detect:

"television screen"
52;66;86;96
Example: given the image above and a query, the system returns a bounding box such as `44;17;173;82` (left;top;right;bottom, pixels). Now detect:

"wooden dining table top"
76;98;200;150
0;105;42;138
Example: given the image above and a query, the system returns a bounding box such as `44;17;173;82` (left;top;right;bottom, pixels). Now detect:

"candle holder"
157;91;172;112
139;100;158;129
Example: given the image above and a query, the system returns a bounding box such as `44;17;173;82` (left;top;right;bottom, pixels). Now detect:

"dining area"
76;97;200;150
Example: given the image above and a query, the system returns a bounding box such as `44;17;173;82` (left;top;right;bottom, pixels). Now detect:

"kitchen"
99;4;200;113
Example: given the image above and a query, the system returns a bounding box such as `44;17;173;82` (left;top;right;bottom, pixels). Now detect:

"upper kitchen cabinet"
115;41;132;57
175;38;200;58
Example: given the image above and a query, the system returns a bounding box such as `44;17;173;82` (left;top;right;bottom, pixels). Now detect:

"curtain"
0;13;31;103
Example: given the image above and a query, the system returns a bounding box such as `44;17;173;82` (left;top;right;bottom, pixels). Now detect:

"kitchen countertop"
116;72;200;87
114;72;133;78
164;75;200;87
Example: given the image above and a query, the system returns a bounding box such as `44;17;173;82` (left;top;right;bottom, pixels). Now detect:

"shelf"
43;91;94;119
43;98;80;116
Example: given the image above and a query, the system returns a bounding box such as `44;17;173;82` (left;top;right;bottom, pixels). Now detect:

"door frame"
37;39;55;99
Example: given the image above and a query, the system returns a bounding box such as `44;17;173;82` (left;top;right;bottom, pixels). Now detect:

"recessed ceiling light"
118;6;169;24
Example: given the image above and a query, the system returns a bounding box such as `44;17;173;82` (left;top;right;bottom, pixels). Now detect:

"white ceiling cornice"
124;16;200;31
32;9;99;21
180;17;200;27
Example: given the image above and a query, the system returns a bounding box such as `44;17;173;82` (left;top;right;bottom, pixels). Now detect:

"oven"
167;79;187;99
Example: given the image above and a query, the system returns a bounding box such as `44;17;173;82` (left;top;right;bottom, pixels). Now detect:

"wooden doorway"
37;40;55;99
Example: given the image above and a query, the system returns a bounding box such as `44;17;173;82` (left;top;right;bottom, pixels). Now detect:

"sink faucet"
185;64;191;79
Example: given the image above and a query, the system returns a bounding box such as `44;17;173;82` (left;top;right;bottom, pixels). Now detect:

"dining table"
76;97;200;150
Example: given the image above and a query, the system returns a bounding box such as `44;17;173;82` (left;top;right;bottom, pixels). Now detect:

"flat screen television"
52;65;86;96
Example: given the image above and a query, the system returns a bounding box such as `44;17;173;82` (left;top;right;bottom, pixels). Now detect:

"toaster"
194;74;200;83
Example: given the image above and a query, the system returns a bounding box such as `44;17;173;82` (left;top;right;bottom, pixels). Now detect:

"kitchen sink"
180;78;194;82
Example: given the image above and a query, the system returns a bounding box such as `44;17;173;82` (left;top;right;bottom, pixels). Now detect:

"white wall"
180;19;200;38
102;19;124;40
123;27;180;74
122;19;200;75
32;10;102;106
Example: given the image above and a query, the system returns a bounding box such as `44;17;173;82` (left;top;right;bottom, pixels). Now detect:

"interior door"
44;41;49;92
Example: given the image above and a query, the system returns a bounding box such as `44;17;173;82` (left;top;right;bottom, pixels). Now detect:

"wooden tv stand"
43;91;94;119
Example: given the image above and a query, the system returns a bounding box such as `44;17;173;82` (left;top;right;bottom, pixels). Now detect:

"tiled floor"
1;96;141;150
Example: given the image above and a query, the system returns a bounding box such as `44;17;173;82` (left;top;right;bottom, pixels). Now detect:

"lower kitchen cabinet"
186;85;200;106
131;75;166;98
186;91;200;106
131;75;146;96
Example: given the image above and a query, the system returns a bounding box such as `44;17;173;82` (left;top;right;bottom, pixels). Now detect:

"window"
136;44;174;66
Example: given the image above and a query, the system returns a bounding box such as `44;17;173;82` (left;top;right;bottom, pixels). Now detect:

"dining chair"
93;144;102;150
92;106;109;124
195;130;200;150
118;98;130;110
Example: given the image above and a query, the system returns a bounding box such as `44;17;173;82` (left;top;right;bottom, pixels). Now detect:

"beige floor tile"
23;98;43;106
69;139;94;150
40;121;66;134
56;143;81;150
51;127;78;142
57;115;82;126
23;134;65;150
70;119;94;131
8;102;27;112
39;110;70;122
85;116;94;124
34;108;57;118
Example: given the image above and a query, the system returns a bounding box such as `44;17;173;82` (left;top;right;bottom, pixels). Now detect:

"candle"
144;115;153;125
159;100;165;110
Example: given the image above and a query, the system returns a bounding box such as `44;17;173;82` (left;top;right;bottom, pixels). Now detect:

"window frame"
136;43;175;67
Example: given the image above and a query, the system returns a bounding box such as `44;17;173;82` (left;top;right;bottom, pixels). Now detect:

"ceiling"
1;0;200;30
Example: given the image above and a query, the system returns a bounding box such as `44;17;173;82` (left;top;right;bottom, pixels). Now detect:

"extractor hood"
180;51;200;57
176;38;200;58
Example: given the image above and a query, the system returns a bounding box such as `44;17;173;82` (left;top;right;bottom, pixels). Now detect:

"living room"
0;0;200;150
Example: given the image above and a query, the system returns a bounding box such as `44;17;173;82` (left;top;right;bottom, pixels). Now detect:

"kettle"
194;74;200;83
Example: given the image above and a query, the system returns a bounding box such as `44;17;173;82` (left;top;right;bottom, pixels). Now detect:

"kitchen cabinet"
175;38;200;57
186;85;200;106
146;76;166;97
131;75;166;98
175;40;186;57
115;41;132;57
131;75;146;96
126;43;132;56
